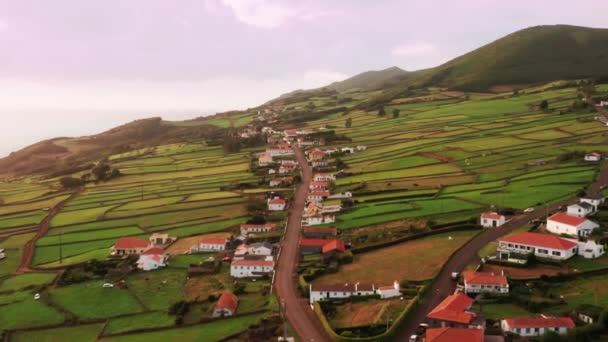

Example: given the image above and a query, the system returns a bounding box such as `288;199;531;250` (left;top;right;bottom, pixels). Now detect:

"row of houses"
309;281;401;303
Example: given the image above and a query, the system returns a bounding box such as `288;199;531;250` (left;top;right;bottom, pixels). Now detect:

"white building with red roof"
307;190;330;203
313;173;336;182
546;212;599;237
425;327;484;342
303;213;335;226
309;282;376;304
111;237;150;256
309;181;329;191
308;150;327;161
501;316;575;337
427;293;481;328
257;153;274;166
497;232;578;261
480;212;506;228
463;271;509;294
376;281;401;299
136;248;168;271
230;259;274;278
267;197;286;211
212;292;239;317
240;223;277;235
196;237;228;252
265;146;294;157
584;152;602;162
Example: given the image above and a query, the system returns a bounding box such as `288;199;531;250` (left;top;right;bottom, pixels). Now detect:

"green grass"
480;303;533;320
103;311;175;335
126;268;186;311
99;313;264;342
11;323;105;342
50;205;114;227
0;298;65;330
0;272;57;292
37;226;144;246
49;280;145;319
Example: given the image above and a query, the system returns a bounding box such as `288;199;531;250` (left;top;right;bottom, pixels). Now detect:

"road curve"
397;160;608;339
274;146;331;342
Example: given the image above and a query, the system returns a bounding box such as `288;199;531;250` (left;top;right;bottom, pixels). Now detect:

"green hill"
328;66;413;92
410;25;608;91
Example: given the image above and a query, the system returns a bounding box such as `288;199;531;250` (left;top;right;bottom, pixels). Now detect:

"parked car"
409;334;419;342
524;207;535;213
450;272;459;280
102;283;114;288
34;293;41;300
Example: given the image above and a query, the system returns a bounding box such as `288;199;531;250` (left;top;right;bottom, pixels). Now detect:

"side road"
274;147;331;342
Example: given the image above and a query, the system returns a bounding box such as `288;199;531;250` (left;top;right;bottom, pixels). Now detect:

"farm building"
304;202;341;216
309;282;375;304
584;152;602;162
376;281;401;299
497;232;578;261
546;213;599;237
268;197;287;211
195;237;228;252
136;248;168;271
258;153;274;166
427;293;481;328
566;203;594;217
425;328;483;342
309;181;329;190
248;242;273;256
479;212;505;228
240;223;277;235
500;317;575;337
313;173;336;182
328;192;352;199
230;259;274;278
111;237;150;256
308;150;327;161
300;238;344;255
321;239;345;254
302;227;338;238
307;191;330;203
303;213;335;226
269;177;293;187
149;233;175;246
580;193;605;212
212;292;239;318
463;271;509;294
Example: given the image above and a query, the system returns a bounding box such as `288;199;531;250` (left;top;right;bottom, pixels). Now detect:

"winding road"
274;146;331;342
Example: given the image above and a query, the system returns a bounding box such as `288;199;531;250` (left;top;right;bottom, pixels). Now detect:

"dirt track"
274;147;331;342
16;189;82;273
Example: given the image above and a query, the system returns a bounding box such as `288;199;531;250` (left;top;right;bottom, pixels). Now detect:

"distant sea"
0;108;216;158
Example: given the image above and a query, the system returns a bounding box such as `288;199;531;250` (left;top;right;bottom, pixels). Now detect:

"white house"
248;242;273;256
307;191;330;203
258;153;274;166
501;317;575;337
376;281;401;299
313;173;336;182
303;214;335;226
309;181;329;190
463;271;509;294
328;192;353;199
230;259;274;278
584;152;602;162
546;213;599;237
497;232;578;261
268;197;287;211
309;282;375;304
240;223;277;235
196;237;228;252
569;239;605;259
566;203;594;217
580;194;605;212
266;146;294;157
212;292;238;318
480;212;506;228
136;248;168;271
341;147;356;154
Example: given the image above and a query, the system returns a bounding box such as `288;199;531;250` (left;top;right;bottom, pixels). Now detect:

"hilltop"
327;66;413;92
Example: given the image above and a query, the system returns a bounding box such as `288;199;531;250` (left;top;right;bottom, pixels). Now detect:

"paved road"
17;189;82;273
397;160;608;339
274;147;331;342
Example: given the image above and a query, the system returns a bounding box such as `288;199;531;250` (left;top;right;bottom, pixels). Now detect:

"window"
538;249;548;254
526;328;531;333
552;251;561;256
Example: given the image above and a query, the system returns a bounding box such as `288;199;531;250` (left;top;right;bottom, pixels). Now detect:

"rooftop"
503;317;575;328
426;328;483;342
427;293;475;324
500;232;577;250
548;212;589;226
463;271;508;286
114;237;150;249
215;291;239;312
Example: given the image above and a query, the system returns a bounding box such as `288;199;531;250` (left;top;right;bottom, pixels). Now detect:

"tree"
539;100;549;111
80;173;91;184
392;108;400;119
345;117;352;128
60;177;82;189
378;107;386;117
92;163;111;181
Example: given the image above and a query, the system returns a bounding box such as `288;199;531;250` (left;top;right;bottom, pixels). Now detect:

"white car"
409;334;419;342
524;207;535;213
102;283;114;288
34;293;41;300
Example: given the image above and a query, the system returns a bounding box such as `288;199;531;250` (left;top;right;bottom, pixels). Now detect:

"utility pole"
59;226;63;264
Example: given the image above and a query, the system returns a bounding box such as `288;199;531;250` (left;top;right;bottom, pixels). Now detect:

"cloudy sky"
0;0;607;157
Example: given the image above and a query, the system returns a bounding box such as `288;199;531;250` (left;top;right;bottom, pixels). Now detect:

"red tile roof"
310;181;329;187
240;223;277;230
548;212;588;226
503;317;575;329
481;212;504;220
303;227;338;235
268;198;286;205
231;259;274;267
142;247;165;255
500;232;577;251
426;328;483;342
322;240;346;254
463;271;508;286
300;238;332;247
114;237;149;249
427;293;475;324
215;291;239;312
199;237;228;245
309;191;330;197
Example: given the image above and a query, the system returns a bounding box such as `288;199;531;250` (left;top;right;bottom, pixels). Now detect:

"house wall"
230;265;273;278
212;308;234;318
546;221;577;236
498;242;576;260
464;283;509;294
567;206;592;217
501;322;569;336
199;243;226;251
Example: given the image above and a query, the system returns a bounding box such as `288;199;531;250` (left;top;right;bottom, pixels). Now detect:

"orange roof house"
427;293;476;326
